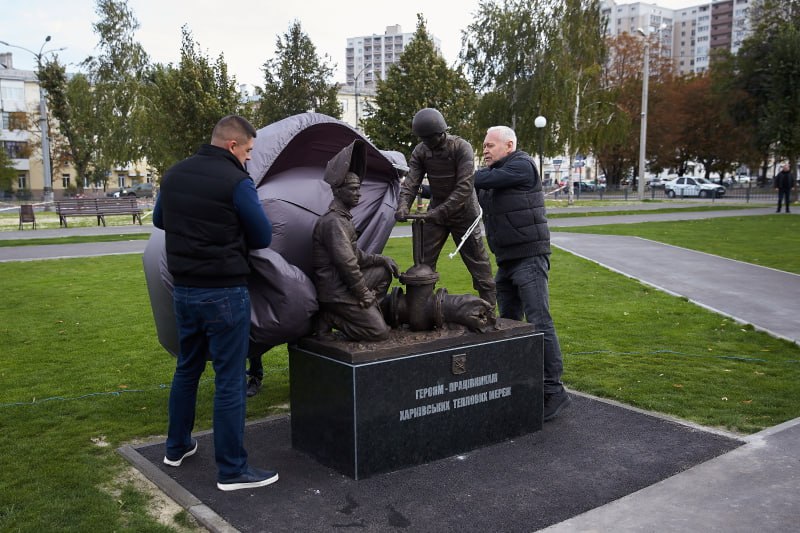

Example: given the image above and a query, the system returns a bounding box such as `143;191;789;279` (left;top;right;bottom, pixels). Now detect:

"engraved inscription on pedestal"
289;319;544;479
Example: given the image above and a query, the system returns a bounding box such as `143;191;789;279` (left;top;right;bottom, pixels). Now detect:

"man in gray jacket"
474;125;570;421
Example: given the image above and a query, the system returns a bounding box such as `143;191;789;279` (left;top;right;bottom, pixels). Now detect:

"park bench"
55;198;142;227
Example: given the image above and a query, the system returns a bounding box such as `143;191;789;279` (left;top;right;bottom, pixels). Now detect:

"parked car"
572;181;596;192
647;177;672;189
664;176;725;198
125;183;155;198
106;189;125;198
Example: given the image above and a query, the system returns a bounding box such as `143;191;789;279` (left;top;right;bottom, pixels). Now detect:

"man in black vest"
474;125;570;422
394;108;496;308
154;115;280;491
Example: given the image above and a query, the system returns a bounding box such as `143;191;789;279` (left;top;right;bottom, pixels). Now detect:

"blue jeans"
495;255;564;395
167;285;250;481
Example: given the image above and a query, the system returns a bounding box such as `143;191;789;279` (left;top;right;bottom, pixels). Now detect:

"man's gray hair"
487;126;517;148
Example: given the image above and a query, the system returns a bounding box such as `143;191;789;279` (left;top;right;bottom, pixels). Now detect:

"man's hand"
357;287;378;308
394;205;409;222
378;256;400;278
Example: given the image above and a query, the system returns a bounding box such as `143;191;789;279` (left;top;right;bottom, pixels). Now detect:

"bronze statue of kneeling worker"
312;140;399;342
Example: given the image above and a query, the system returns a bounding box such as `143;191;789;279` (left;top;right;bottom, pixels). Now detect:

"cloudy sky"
3;0;696;87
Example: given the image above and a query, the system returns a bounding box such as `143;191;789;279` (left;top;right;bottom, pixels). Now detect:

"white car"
664;176;726;198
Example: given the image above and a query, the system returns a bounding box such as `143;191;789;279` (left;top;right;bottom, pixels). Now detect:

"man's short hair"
211;115;257;144
487;125;517;148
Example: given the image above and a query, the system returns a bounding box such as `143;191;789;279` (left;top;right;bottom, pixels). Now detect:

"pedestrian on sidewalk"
774;162;795;213
474;125;570;422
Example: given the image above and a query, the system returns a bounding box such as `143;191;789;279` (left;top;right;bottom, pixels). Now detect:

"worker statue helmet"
411;108;448;138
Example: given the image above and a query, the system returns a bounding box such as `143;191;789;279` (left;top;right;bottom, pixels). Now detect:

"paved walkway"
3;202;799;531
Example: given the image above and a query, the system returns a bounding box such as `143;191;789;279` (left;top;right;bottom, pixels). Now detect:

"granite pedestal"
289;318;543;479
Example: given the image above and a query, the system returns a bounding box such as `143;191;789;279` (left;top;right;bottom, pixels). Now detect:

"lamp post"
0;36;65;207
534;115;547;182
635;24;665;201
635;28;650;201
351;66;370;130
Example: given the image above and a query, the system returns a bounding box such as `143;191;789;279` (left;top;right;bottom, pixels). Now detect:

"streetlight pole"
0;36;64;207
351;66;370;131
534;115;547;183
636;28;650;201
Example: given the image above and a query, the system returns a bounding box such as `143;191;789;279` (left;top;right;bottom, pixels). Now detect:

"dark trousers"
167;285;250;482
777;189;792;212
495;255;564;395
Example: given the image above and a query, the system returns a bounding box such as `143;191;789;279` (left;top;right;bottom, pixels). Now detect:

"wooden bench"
95;197;143;226
55;198;143;227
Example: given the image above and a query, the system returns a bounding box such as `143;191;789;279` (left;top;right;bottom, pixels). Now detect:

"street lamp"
0;36;65;207
351;66;371;130
635;24;665;201
534;115;547;182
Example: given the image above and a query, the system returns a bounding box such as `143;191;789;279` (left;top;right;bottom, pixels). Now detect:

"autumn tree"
362;14;477;158
255;20;341;127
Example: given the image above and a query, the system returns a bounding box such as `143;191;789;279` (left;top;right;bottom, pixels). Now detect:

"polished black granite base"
289;319;543;479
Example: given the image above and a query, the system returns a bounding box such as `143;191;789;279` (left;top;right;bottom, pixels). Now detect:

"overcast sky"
3;0;698;87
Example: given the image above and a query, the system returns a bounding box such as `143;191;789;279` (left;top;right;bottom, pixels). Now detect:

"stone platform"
289;319;543;479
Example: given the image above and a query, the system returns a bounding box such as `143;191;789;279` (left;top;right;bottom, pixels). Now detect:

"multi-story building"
342;25;442;130
600;0;753;76
0;52;40;199
0;52;154;201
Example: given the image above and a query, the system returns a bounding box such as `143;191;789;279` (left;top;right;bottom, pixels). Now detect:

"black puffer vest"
160;144;251;287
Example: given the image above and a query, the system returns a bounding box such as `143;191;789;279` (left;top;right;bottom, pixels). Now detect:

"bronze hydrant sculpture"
382;215;494;334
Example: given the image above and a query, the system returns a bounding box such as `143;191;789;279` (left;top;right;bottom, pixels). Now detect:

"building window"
18;174;27;189
61;174;71;188
2;140;28;159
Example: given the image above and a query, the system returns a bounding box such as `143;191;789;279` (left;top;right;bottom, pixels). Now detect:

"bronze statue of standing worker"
395;108;497;308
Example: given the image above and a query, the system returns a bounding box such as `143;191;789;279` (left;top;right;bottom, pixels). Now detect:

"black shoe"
163;438;198;467
246;376;262;397
217;467;279;491
543;390;572;422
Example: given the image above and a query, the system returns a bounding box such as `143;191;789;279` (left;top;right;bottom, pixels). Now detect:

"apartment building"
0;52;40;198
341;24;442;130
601;0;754;76
0;52;153;201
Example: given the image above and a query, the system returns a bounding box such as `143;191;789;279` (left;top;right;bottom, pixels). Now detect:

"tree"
362;14;477;158
83;0;149;169
38;59;99;189
142;27;242;175
0;146;18;195
255;20;341;127
736;0;800;180
460;0;607;162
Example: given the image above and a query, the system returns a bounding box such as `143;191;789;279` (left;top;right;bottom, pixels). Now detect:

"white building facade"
600;0;754;76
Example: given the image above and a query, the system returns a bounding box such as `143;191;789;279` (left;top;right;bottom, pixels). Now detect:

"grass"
1;213;799;530
546;204;765;219
554;214;800;274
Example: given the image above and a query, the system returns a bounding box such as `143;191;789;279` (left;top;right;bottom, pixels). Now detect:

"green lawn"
553;214;800;274
1;214;799;530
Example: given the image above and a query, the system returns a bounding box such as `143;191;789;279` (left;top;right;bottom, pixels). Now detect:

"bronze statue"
312;140;399;342
395;108;497;308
